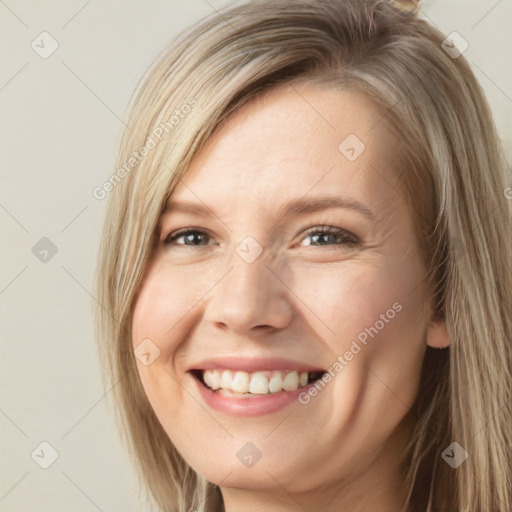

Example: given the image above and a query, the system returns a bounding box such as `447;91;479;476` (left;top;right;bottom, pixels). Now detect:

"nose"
203;250;293;336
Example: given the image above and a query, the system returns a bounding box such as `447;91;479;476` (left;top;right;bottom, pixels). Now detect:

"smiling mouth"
190;369;326;397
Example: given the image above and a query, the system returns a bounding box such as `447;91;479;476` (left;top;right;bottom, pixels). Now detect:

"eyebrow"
164;196;376;222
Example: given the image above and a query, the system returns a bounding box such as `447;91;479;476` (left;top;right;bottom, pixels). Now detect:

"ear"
426;317;451;349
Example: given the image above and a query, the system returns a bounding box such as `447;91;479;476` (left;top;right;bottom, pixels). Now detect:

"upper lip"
188;356;326;373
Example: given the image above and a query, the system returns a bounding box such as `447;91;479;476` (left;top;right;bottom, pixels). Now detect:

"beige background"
1;1;511;510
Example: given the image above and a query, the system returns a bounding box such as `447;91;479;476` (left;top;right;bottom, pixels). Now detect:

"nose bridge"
205;241;292;334
227;233;275;293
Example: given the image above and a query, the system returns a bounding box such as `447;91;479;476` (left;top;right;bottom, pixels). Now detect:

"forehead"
166;84;402;217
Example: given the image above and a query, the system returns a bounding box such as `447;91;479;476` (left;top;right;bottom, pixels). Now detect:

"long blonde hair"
94;1;512;510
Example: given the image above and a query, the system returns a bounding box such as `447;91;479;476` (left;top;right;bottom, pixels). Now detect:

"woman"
94;1;512;510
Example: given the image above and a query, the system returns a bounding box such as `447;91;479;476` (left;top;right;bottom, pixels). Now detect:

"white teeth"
249;372;269;394
221;370;233;389
268;372;283;393
210;370;221;390
201;369;312;395
283;370;299;391
232;371;250;393
203;371;213;389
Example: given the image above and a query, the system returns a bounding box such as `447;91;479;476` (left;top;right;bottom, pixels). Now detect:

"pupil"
188;233;205;245
314;234;332;244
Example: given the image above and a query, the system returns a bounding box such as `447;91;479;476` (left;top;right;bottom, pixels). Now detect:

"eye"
163;225;360;249
164;229;212;247
300;225;359;247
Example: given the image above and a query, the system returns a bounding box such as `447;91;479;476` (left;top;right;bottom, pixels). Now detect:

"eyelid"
300;223;358;239
296;224;360;248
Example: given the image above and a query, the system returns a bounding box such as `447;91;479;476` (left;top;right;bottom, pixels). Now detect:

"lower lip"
191;373;309;417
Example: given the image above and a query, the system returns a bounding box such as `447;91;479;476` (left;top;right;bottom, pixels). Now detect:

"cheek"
132;260;213;357
131;261;196;419
131;269;236;478
291;259;427;455
292;255;427;403
293;257;426;343
132;276;173;352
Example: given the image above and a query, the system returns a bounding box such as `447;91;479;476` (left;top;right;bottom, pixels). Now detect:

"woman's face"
132;84;446;503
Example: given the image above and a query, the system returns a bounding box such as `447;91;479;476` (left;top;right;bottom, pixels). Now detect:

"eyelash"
163;225;359;248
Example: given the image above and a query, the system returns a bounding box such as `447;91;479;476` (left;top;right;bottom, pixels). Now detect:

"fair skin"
132;83;450;512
